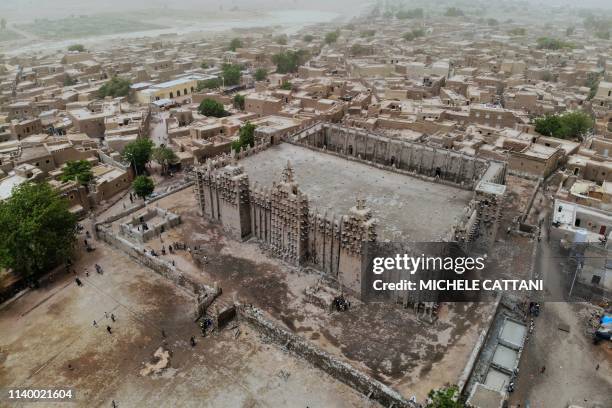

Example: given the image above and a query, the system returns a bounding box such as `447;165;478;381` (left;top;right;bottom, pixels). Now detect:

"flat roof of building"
152;75;211;90
69;108;106;120
467;383;504;408
18;145;50;162
239;143;473;241
516;143;559;160
0;174;27;200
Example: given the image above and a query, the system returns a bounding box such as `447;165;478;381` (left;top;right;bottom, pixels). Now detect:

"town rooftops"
130;82;154;90
0;164;41;200
8;101;31;108
18;145;50;162
151;75;210;89
20;134;51;145
66;133;94;143
0;172;27;200
69;108;106;120
92;164;125;183
476;180;507;196
515;143;560;161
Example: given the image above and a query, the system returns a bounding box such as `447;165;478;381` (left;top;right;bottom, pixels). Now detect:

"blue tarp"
601;315;612;325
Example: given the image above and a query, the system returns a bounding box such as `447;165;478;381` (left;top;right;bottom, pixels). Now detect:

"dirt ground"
0;235;378;408
124;188;496;400
508;302;612;408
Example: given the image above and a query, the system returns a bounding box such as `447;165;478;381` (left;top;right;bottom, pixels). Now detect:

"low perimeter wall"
95;180;416;406
99;221;414;406
97;225;214;296
238;305;416;408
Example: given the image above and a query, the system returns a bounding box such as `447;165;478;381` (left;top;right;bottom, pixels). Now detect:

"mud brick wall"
293;123;489;190
96;226;214;296
457;294;502;394
238;305;417;408
97;202;146;227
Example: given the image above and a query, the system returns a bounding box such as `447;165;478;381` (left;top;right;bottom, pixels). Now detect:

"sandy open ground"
0;237;376;408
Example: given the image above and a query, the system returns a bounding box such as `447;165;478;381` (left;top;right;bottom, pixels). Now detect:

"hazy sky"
0;0;610;22
0;0;366;21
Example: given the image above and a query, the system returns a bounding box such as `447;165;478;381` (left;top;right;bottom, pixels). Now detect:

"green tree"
412;28;425;38
444;7;464;17
427;385;464;408
403;31;415;41
200;61;209;69
280;81;292;90
0;182;77;278
566;26;575;36
254;67;268;81
67;44;85;52
325;30;340;44
152;146;178;175
350;44;368;56
229;37;243;51
587;73;600;100
275;34;288;45
98;76;131;98
272;50;309;74
487;18;499;26
222;63;242;86
541;71;554;82
61;160;93;185
403;28;425;41
1;18;6;30
561;111;594;139
534;111;593;140
534;115;564;137
64;75;77;86
198;98;228;117
595;31;610;40
233;93;245;110
122;138;154;175
132;175;155;200
396;8;423;19
232;122;256;152
536;37;573;50
360;29;376;37
303;34;314;43
509;28;526;36
196;77;221;91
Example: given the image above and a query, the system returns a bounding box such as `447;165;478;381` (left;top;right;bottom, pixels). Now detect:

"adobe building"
194;123;507;295
135;75;206;103
68;108;106;139
10;118;43;140
244;93;283;116
508;144;562;179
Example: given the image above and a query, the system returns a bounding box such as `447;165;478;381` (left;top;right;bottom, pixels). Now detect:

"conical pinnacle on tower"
355;190;366;210
281;160;295;183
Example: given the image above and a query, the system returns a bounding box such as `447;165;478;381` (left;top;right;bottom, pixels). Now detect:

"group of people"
92;319;114;335
83;230;95;252
145;241;198;262
74;263;104;285
93;310;117;334
71;221;206;408
333;294;350;312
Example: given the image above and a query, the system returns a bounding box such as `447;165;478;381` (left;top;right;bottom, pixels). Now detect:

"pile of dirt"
140;346;171;376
